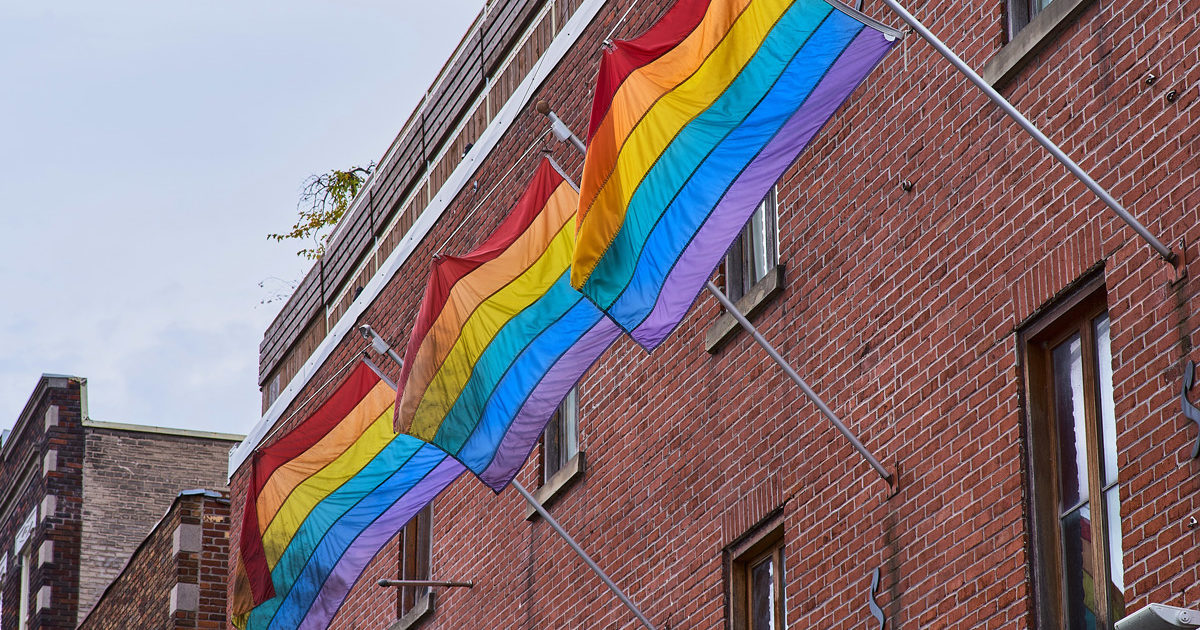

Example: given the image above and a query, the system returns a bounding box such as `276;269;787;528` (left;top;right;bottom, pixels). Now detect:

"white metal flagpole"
358;324;658;630
511;480;658;630
877;0;1177;265
703;281;893;484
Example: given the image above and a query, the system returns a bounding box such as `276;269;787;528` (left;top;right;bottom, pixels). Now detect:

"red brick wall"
198;498;232;629
234;0;1200;628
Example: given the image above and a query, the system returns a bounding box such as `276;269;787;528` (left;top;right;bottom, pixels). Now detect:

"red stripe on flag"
586;0;715;140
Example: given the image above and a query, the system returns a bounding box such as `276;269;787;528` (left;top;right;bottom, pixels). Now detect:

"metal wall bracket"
868;568;886;629
1174;237;1189;284
1182;360;1200;459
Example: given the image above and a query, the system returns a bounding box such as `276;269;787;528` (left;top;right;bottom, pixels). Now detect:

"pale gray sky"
1;0;481;436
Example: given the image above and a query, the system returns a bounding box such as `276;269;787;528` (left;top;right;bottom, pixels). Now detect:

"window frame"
541;387;579;484
725;514;786;630
18;546;30;630
1007;0;1038;39
525;387;586;519
393;505;433;627
706;187;785;352
1018;275;1124;629
725;187;780;303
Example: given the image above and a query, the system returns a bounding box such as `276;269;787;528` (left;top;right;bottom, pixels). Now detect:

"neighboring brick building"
234;0;1200;629
78;490;232;630
76;420;244;621
0;375;242;629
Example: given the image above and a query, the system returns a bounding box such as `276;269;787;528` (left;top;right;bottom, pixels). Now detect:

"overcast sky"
1;0;481;437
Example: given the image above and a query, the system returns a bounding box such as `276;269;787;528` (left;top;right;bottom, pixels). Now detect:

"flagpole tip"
534;100;551;116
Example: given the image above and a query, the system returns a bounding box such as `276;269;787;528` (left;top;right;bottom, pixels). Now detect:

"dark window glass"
749;555;777;630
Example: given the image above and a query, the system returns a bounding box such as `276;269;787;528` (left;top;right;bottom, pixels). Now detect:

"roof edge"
83;419;244;442
2;374;85;461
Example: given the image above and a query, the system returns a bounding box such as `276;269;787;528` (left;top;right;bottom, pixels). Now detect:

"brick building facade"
79;490;232;630
234;0;1200;628
0;375;242;629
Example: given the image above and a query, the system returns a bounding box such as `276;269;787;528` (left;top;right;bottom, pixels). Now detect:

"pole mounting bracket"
1173;237;1188;284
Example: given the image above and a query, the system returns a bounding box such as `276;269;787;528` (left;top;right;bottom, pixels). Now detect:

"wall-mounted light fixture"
534;100;587;154
1115;604;1200;630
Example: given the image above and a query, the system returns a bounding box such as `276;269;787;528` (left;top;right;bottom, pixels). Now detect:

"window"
395;506;432;622
524;388;584;519
986;0;1094;85
18;548;30;630
706;188;784;352
541;387;579;483
725;188;779;302
726;517;785;630
1009;0;1051;35
268;374;281;407
1020;279;1125;629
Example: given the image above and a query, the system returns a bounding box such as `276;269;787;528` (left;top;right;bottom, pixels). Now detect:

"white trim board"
229;0;608;478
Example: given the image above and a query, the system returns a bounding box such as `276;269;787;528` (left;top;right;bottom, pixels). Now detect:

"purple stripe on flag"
479;317;622;491
297;457;465;630
632;28;895;349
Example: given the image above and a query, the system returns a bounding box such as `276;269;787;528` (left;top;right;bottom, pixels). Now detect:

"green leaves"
269;163;375;260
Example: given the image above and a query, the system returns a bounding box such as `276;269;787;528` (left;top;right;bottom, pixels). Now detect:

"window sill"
388;592;433;630
981;0;1096;86
704;265;785;353
524;452;585;521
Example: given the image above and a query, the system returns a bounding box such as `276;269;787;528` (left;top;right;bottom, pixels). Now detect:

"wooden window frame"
726;514;786;630
1007;0;1038;37
985;0;1096;85
395;505;433;624
1018;275;1124;629
707;187;785;352
525;388;586;519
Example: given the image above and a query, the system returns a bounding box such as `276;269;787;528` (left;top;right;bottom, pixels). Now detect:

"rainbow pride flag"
395;157;620;490
232;362;464;629
572;0;899;349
